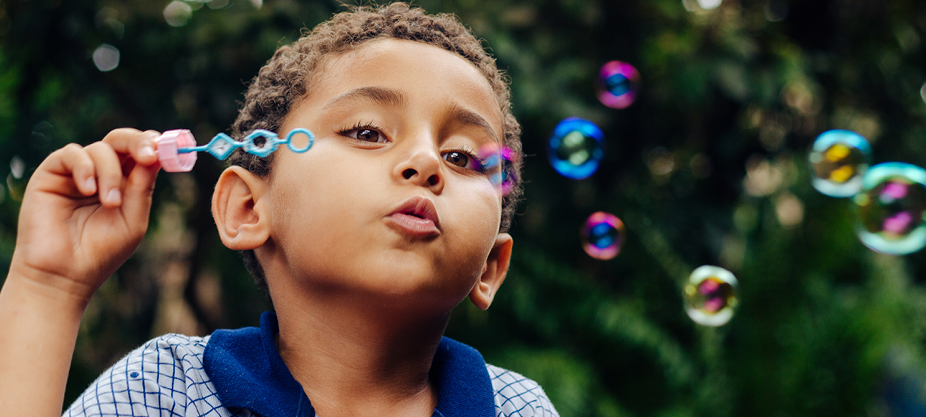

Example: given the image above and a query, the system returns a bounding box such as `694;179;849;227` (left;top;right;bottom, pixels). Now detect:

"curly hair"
228;2;523;291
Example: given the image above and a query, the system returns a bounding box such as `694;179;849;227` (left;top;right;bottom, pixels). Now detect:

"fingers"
35;129;162;207
84;142;125;207
102;128;160;167
49;144;98;196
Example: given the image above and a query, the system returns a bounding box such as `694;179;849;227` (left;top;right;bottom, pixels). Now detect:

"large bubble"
684;265;738;327
853;162;926;255
808;130;872;197
548;117;605;179
581;212;626;260
595;61;640;109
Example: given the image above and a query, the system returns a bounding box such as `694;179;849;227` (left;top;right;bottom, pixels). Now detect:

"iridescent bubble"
684;265;738;327
808;130;872;197
595;61;640;109
478;143;519;196
580;212;625;260
853;162;926;255
548;117;605;179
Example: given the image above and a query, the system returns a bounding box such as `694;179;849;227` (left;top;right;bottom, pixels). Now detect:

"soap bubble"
478;143;519;196
580;212;626;260
853;162;926;255
595;61;640;109
684;265;738;327
808;130;872;197
548;117;605;179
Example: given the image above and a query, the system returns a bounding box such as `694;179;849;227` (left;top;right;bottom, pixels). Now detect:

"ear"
212;166;271;250
469;233;514;311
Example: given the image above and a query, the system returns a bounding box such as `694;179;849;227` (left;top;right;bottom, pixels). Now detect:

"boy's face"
263;38;507;311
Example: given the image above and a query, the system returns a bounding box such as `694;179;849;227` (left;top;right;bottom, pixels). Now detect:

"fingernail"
140;146;155;158
107;189;121;204
85;177;96;192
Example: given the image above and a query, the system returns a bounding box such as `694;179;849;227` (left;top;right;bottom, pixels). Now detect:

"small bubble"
809;130;872;197
595;61;640;109
92;44;120;72
547;117;605;180
477;143;519;196
684;265;738;327
854;162;926;255
920;82;926;105
163;1;192;27
580;212;625;260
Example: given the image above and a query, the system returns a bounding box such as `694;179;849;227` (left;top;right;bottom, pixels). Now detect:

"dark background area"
2;0;926;416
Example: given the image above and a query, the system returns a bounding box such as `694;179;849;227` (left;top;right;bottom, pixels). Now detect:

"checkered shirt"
63;333;558;417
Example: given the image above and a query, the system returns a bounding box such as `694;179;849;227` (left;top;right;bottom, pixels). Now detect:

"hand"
8;128;161;304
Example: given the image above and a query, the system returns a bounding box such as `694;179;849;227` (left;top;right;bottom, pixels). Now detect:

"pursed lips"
385;195;441;236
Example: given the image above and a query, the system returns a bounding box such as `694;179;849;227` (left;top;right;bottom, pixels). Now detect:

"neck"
271;285;450;417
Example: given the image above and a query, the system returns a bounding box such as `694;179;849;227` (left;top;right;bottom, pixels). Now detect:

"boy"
0;3;558;417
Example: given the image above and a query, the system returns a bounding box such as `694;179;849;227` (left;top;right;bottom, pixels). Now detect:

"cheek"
269;151;363;249
444;184;502;264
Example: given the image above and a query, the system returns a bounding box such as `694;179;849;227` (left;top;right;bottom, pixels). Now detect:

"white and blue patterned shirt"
64;312;558;417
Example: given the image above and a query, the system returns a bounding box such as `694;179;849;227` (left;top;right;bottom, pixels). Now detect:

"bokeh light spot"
595;61;640;109
92;44;120;72
164;1;193;27
854;162;926;255
580;212;626;260
684;265;738;327
809;130;871;197
698;0;722;10
548;117;605;179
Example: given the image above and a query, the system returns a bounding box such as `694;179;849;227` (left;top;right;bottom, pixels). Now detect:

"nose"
393;141;444;193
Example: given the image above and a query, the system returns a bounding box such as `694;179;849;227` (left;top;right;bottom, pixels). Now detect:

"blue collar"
203;312;494;417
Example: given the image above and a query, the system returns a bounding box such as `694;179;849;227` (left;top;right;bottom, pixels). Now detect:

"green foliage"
2;0;926;415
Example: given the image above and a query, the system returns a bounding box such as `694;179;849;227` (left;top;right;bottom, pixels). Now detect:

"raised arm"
0;129;161;417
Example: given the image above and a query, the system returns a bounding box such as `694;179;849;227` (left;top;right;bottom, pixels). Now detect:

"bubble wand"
155;128;315;172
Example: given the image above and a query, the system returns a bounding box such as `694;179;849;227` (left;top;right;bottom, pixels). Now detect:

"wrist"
4;260;96;313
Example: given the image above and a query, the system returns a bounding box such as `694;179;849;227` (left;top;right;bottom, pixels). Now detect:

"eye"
339;123;388;144
354;128;382;142
443;150;481;171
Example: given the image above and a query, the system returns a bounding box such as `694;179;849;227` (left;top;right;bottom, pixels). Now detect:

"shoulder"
63;334;237;417
486;364;560;417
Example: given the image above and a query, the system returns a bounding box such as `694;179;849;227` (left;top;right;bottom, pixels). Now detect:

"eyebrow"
447;103;499;142
323;86;499;141
323;86;407;109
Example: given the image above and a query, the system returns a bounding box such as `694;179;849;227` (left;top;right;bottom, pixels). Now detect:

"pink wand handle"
156;129;198;172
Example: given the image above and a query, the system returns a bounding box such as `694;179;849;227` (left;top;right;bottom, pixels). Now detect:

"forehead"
302;38;504;137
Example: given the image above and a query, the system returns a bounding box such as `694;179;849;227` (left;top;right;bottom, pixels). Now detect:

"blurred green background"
2;0;926;415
